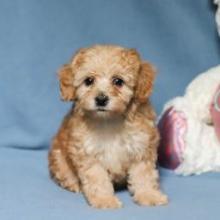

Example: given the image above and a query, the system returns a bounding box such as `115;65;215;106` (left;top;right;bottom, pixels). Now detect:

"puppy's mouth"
96;108;107;112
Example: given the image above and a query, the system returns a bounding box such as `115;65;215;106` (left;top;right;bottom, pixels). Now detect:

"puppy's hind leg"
48;145;80;193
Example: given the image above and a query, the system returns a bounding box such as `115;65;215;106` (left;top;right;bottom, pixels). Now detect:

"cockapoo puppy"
48;45;168;209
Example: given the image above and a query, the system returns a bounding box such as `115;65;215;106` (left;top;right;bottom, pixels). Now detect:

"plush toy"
158;65;220;175
215;0;220;36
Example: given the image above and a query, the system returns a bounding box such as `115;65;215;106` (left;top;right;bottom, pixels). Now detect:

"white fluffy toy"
158;65;220;175
215;0;220;35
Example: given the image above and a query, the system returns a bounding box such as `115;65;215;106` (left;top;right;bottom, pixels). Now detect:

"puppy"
48;45;168;208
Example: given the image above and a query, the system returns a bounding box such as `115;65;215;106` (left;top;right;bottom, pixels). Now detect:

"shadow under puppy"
48;45;168;208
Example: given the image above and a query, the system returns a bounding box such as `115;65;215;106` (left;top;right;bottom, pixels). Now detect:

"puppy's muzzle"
95;93;109;107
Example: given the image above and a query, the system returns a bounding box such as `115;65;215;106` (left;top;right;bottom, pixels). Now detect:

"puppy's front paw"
88;194;122;209
133;190;168;206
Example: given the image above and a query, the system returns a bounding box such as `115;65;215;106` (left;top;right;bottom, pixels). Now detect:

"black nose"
95;93;109;107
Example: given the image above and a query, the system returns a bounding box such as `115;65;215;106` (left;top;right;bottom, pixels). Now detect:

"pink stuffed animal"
215;0;220;36
158;65;220;175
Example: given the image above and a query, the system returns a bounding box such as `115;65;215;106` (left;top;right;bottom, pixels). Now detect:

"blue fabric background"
1;0;219;149
0;0;220;219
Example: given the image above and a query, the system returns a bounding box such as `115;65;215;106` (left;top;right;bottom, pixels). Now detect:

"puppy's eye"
112;77;124;87
84;77;95;86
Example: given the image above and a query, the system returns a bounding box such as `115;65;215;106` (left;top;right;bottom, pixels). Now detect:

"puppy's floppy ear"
58;64;75;101
58;48;87;101
135;62;156;103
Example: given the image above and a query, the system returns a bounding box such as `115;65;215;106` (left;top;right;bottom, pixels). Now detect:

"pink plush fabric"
210;85;220;142
158;85;220;171
158;107;187;170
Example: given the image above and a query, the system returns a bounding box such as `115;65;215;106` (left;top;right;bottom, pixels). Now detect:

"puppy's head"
59;45;155;119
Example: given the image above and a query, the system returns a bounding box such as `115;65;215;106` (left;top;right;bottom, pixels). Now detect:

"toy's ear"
135;62;156;103
58;48;87;101
58;64;75;101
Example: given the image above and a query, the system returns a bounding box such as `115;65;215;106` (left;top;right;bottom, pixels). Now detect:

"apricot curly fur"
48;45;168;209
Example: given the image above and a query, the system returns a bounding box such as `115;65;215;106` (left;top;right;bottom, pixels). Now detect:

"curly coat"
48;45;168;208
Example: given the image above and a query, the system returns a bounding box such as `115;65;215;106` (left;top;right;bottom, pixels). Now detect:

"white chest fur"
83;121;149;175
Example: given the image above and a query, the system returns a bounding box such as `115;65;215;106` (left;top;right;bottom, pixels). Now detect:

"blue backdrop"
0;0;219;150
1;1;220;220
